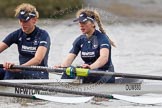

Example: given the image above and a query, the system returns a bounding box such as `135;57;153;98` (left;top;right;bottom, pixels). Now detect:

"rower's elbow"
101;56;109;65
37;60;42;65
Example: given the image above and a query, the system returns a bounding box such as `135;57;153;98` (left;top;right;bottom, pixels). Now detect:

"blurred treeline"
0;0;83;19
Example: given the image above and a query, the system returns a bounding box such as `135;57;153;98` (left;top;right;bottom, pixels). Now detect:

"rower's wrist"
89;65;93;69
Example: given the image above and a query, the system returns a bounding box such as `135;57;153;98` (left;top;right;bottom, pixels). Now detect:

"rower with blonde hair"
55;9;115;83
0;3;51;79
75;9;116;47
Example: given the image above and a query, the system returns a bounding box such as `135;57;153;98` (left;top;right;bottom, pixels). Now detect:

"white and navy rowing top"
2;26;50;66
70;30;113;70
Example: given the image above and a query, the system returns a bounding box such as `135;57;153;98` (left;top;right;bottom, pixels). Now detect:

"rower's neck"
86;29;95;39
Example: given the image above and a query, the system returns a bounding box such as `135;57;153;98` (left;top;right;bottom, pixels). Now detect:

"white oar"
1;91;162;104
112;94;162;105
35;94;162;104
0;92;93;104
34;94;93;104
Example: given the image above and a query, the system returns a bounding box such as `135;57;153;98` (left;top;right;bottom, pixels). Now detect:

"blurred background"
0;0;83;19
1;0;162;23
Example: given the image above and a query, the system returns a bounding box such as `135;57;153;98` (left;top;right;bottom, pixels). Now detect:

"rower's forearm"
61;59;73;67
22;57;42;66
90;56;108;69
61;53;76;67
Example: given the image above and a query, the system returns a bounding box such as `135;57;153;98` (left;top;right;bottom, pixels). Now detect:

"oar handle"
11;65;66;73
0;64;65;73
0;64;3;68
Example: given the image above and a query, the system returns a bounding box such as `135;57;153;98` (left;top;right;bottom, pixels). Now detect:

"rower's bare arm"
0;42;8;53
22;46;47;66
61;53;76;67
90;48;109;69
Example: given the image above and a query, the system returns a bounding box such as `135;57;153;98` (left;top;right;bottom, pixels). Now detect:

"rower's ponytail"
75;9;116;47
93;10;116;47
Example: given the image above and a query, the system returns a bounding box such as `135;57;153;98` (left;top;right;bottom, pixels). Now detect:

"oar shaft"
0;82;113;99
0;92;36;99
89;70;162;80
66;67;162;81
12;65;66;73
1;64;161;80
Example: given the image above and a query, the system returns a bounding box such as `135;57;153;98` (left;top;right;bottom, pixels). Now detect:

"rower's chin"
22;28;28;33
81;30;86;34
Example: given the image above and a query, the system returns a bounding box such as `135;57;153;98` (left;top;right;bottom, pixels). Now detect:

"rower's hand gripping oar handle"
0;64;16;69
